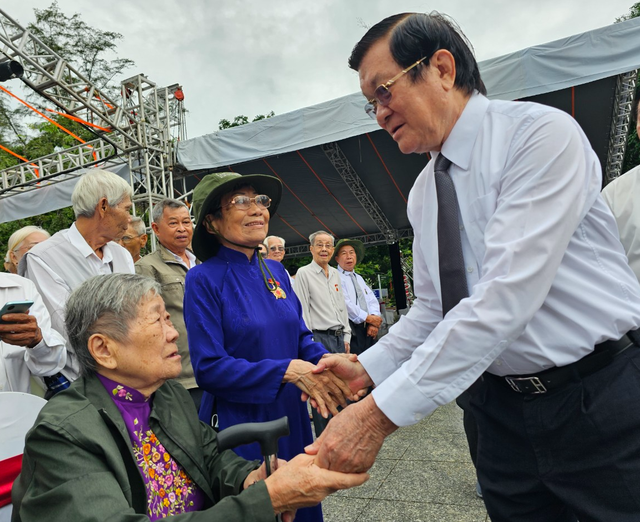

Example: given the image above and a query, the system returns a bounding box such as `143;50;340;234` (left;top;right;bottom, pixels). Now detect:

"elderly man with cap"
20;168;134;394
332;239;382;355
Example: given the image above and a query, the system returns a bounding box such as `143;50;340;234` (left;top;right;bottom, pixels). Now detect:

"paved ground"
320;400;489;522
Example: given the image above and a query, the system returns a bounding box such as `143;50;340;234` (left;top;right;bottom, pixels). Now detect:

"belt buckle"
505;376;547;394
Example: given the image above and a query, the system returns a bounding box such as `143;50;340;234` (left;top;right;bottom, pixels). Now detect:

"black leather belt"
313;328;344;337
493;332;638;395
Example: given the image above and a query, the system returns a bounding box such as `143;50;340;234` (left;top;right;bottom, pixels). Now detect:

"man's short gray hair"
264;235;286;248
71;169;133;219
309;230;334;246
152;199;189;224
129;216;146;236
65;274;161;377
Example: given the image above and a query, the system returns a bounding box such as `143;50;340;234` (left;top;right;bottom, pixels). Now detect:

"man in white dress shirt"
332;239;382;355
20;169;134;389
0;273;66;393
305;13;640;522
602;90;640;283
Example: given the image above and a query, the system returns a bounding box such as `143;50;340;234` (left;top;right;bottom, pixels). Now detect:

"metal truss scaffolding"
322;142;398;244
0;7;187;233
605;69;637;184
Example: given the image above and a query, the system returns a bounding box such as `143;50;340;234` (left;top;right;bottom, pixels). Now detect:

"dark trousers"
470;347;640;522
349;320;374;356
455;389;479;467
311;330;345;437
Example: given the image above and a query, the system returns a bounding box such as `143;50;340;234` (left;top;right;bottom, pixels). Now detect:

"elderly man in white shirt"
0;273;66;393
20;169;134;391
305;13;640;522
332;239;382;355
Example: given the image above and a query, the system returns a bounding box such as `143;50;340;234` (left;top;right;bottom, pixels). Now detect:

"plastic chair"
0;393;46;522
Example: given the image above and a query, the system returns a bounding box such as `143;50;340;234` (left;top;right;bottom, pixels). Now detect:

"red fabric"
0;454;22;508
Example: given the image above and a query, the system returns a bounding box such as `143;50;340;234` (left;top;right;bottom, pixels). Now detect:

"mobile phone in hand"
0;300;34;323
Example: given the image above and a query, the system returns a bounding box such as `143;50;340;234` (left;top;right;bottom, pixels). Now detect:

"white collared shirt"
359;92;640;427
337;265;381;324
168;247;197;270
602;164;640;282
22;223;134;380
0;273;66;392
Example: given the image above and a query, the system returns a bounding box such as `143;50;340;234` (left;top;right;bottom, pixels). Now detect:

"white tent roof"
177;15;640;171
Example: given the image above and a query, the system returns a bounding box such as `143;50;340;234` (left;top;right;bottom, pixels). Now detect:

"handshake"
284;353;398;474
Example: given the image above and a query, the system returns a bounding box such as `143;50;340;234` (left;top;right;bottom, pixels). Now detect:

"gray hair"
71;169;133;219
309;230;334;246
264;235;286;248
129;216;146;236
65;274;161;377
152;199;189;224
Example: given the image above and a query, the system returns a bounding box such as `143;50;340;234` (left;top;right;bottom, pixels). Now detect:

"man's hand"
366;325;379;338
264;453;369;515
314;353;373;396
305;394;397;472
366;314;383;328
284;360;355;417
344;341;350;354
0;313;42;348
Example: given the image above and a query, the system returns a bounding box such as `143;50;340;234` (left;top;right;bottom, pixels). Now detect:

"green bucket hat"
330;238;366;266
191;172;282;262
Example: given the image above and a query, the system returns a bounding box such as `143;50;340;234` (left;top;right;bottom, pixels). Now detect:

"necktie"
434;153;469;316
350;273;369;314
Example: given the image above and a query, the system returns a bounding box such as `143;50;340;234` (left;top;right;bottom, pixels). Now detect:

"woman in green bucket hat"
184;172;356;522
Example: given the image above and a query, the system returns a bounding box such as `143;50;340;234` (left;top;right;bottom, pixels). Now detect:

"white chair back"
0;392;47;522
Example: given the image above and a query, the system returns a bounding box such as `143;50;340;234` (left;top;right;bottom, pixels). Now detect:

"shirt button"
459;224;464;231
414;413;421;421
467;267;474;273
496;360;502;366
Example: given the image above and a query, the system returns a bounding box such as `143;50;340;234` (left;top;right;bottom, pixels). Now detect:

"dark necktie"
434;153;469;316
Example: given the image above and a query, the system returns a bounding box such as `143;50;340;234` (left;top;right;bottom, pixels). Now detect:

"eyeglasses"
225;194;271;211
313;243;334;250
269;246;285;252
364;56;427;119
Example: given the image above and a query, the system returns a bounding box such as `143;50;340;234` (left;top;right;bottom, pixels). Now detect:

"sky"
5;0;639;139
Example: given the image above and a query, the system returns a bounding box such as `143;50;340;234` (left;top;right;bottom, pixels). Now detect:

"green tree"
218;112;275;130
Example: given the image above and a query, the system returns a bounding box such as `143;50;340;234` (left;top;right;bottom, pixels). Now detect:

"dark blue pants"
471;348;640;522
311;330;345;437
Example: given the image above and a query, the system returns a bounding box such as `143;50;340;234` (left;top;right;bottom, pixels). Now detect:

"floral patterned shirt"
97;375;205;520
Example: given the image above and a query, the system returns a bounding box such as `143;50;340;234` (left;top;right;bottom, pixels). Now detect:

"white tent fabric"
176;16;640;171
0;163;130;223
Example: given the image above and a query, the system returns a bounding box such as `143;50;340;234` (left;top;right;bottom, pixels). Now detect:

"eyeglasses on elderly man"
11;273;368;522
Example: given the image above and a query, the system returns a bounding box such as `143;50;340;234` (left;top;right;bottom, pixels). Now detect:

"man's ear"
97;197;109;218
432;49;457;91
87;333;118;370
151;222;160;235
140;234;148;247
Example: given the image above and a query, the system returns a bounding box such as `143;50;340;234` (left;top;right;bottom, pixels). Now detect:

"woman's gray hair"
65;273;161;377
7;226;50;254
71;169;133;219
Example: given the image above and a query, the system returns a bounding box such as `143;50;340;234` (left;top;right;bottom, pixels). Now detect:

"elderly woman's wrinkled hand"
264;453;369;515
284;359;354;418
